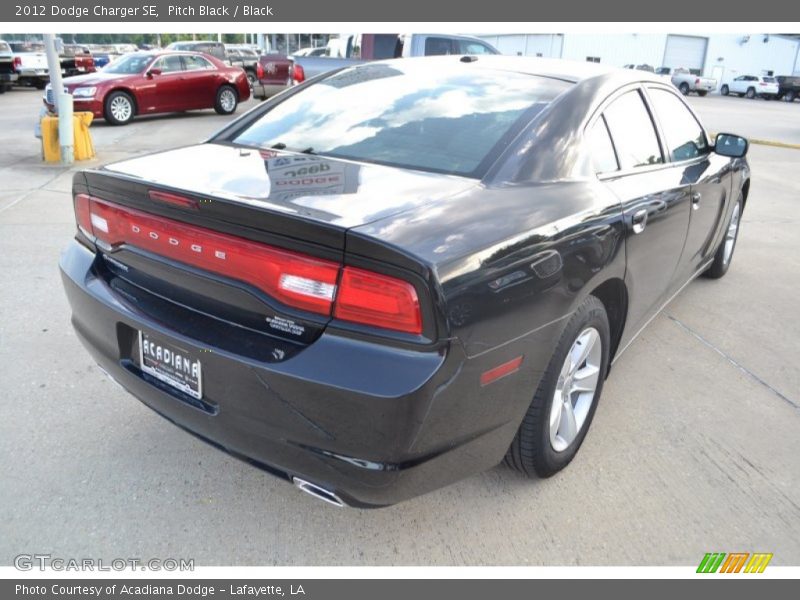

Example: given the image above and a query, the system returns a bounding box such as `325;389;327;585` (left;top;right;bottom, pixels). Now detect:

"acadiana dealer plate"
138;331;202;400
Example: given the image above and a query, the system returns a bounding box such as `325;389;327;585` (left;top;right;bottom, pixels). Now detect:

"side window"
183;55;214;71
647;88;708;161
155;55;184;73
586;116;619;175
602;90;663;169
424;37;455;56
459;41;495;55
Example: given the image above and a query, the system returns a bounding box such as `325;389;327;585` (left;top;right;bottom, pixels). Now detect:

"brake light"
13;56;21;70
759;82;767;86
148;190;199;210
292;63;305;84
73;195;425;334
695;78;700;85
256;61;264;80
334;267;422;335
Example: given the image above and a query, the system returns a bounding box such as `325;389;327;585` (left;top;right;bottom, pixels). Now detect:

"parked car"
252;53;292;100
6;40;50;88
59;57;750;507
60;44;96;77
166;40;226;62
224;44;260;87
776;75;800;102
0;41;19;92
623;63;655;72
289;33;499;82
655;67;716;96
43;51;250;125
721;75;780;99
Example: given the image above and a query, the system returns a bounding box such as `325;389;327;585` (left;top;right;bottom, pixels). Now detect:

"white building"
477;33;800;84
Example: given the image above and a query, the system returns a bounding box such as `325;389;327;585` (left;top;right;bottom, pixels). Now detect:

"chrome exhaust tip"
292;477;345;507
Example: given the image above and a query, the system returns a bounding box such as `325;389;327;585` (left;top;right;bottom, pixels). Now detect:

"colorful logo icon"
697;552;773;573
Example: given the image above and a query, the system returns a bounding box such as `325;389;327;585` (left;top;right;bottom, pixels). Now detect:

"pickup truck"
288;33;499;83
655;66;716;96
0;41;19;92
6;40;50;89
776;75;800;102
60;44;96;77
252;53;293;100
225;44;260;87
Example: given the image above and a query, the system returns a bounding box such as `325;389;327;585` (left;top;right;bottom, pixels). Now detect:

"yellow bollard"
40;111;95;162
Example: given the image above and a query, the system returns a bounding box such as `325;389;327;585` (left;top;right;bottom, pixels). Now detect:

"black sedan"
60;56;750;507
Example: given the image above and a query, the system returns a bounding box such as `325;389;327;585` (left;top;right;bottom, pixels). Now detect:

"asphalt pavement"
0;87;798;566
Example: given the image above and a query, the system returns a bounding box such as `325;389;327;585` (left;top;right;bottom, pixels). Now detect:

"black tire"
34;80;47;90
746;87;756;99
245;69;257;88
679;82;690;95
505;296;610;478
704;193;743;279
697;90;708;97
720;85;729;96
214;85;238;115
786;90;796;102
103;91;135;126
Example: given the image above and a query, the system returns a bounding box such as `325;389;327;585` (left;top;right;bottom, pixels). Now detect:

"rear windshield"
762;76;777;83
10;41;45;53
230;63;569;177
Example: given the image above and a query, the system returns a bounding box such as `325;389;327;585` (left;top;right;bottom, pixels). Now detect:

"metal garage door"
663;35;708;72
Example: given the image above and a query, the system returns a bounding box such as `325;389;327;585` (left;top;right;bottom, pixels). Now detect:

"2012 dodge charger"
60;56;750;507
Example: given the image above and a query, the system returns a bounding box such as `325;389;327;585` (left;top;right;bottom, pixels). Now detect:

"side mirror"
147;68;162;78
714;133;748;158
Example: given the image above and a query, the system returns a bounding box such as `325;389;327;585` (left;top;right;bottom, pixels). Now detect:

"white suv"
721;75;780;99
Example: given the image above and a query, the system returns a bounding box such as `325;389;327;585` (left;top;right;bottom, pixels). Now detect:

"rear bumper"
60;240;533;506
253;82;289;100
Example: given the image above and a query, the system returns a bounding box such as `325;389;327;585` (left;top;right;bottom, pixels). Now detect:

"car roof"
389;54;664;86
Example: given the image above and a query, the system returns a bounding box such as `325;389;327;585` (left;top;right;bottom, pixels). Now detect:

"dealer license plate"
138;331;202;399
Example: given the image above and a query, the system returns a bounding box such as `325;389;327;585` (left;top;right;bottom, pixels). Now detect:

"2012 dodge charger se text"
59;56;750;507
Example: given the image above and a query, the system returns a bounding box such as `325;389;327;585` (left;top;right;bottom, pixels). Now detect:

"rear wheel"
505;296;610;478
245;70;257;88
214;85;238;115
746;87;756;99
104;91;135;125
720;84;729;96
697;90;708;97
704;194;743;279
785;90;796;102
679;82;690;95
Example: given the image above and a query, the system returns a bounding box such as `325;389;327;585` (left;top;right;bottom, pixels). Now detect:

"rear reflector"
74;194;339;315
334;267;422;335
480;356;524;386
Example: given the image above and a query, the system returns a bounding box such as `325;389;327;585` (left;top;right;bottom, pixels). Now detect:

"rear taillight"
695;78;700;85
759;82;767;86
72;195;425;335
73;194;339;315
292;63;305;84
334;267;422;335
13;56;21;70
256;61;264;80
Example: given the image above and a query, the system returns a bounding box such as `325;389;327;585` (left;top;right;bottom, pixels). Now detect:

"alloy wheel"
110;96;132;122
549;327;602;452
723;202;741;265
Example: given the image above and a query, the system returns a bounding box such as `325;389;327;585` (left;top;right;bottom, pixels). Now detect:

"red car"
44;50;251;126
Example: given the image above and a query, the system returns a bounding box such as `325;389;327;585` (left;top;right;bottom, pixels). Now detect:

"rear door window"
602;90;664;170
586;116;619;175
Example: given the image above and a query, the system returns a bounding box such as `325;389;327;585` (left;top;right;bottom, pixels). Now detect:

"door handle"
691;192;701;209
631;208;648;234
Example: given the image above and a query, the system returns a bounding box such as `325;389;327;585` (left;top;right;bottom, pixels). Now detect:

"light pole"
43;33;73;165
